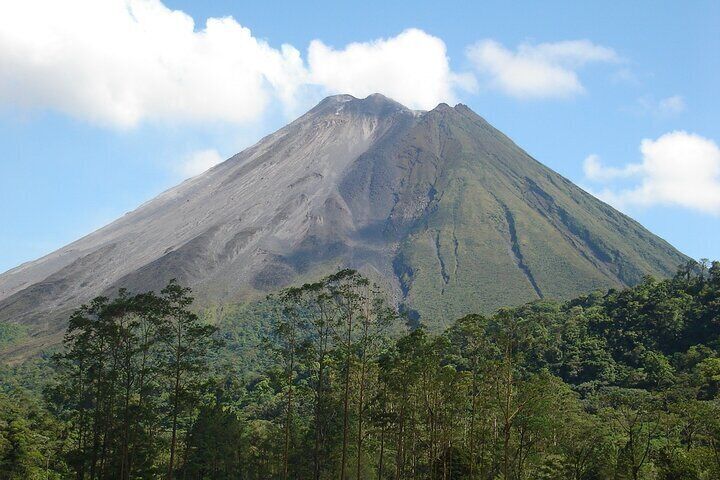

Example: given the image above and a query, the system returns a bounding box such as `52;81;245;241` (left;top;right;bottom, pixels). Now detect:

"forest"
1;261;719;479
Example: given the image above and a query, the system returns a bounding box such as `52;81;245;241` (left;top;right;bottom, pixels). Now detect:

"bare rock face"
0;94;687;355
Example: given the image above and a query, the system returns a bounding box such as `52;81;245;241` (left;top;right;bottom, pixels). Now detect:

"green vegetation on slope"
0;260;719;478
392;105;687;325
0;322;26;351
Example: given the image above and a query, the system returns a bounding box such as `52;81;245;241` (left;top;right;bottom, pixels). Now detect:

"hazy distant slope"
0;93;686;356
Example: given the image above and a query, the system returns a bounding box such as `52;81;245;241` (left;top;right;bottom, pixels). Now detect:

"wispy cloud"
585;131;720;215
583;154;642;181
610;67;641;86
657;95;686;114
630;95;687;117
466;39;620;99
177;149;224;178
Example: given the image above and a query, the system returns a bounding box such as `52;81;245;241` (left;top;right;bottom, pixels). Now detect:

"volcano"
0;93;687;357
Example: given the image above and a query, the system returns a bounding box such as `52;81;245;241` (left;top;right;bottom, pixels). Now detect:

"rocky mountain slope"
0;93;687;358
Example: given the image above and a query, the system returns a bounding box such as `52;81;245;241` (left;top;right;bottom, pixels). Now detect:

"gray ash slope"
0;94;687;357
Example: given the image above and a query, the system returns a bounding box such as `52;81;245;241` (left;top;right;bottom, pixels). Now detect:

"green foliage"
181;401;246;479
388;106;687;327
0;322;26;350
1;261;720;478
44;280;218;479
0;391;68;479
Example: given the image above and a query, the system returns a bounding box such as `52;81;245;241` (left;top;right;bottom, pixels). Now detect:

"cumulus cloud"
178;149;224;178
308;29;476;110
466;39;619;99
0;1;474;127
585;132;720;215
0;0;307;128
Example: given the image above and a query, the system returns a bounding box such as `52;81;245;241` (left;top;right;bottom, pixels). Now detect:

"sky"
1;0;719;273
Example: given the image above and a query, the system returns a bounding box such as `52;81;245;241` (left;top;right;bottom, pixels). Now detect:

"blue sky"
1;0;719;273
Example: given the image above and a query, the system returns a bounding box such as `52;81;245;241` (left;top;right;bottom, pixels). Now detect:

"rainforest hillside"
0;260;719;479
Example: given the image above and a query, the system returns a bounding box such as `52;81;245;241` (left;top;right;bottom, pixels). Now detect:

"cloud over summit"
308;29;476;110
0;1;626;128
0;1;473;127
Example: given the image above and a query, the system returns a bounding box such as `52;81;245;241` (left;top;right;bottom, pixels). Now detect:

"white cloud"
308;29;475;110
583;154;642;181
0;1;474;127
466;39;619;99
0;0;307;128
585;132;720;215
177;149;224;178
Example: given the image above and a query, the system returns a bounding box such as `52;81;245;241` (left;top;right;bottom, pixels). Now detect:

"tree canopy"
0;261;719;479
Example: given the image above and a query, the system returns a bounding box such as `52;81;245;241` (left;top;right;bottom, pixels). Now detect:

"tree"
445;314;491;478
9;261;720;479
599;388;662;480
485;307;548;479
182;401;245;479
160;280;218;480
47;280;217;480
269;287;307;480
0;392;67;480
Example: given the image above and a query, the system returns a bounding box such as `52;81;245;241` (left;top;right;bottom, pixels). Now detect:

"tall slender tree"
160;280;217;480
